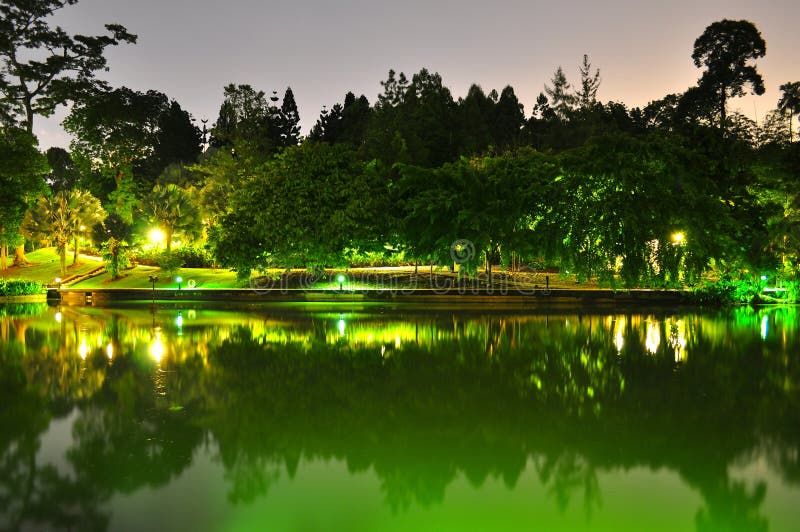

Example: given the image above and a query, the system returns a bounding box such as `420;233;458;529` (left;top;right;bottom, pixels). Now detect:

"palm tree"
778;82;800;142
22;190;106;277
70;189;106;265
142;184;201;253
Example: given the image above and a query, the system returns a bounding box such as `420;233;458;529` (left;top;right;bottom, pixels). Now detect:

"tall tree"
278;87;300;147
0;128;47;270
777;82;800;142
45;147;79;192
691;19;766;132
544;67;577;121
492;86;525;150
576;54;601;109
63;87;199;198
0;0;136;133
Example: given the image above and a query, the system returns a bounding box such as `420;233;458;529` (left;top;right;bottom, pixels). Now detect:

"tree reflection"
0;304;798;530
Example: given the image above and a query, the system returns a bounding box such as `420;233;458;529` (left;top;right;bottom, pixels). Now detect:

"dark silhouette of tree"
692;19;766;132
0;0;136;133
575;54;601;109
45;147;79;193
278;87;300;147
492;86;525;150
777;81;800;142
544;66;577;121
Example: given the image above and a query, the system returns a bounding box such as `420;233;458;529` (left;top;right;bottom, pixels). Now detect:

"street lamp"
176;276;183;290
337;274;346;291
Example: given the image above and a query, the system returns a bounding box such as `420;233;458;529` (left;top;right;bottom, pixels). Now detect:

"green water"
0;303;798;531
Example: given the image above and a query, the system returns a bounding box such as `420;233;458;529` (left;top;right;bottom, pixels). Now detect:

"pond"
0;303;798;531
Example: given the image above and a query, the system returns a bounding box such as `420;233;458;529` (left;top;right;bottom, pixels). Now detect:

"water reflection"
0;303;798;531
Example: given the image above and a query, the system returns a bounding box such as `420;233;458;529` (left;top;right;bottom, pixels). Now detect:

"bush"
157;253;185;276
692;278;760;305
173;244;214;268
0;279;44;296
133;244;213;268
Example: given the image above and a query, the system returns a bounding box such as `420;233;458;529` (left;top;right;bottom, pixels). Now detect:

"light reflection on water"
0;303;798;531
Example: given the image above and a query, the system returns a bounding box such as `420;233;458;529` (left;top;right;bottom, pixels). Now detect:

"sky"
33;0;800;149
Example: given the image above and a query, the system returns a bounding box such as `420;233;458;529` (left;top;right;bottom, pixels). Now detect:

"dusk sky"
35;0;799;148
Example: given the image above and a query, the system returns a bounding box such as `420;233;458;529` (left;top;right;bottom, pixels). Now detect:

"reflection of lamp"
338;314;346;336
150;329;165;363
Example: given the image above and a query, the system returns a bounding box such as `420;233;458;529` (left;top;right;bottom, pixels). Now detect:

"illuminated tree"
21;189;105;276
142;184;201;253
0;128;47;270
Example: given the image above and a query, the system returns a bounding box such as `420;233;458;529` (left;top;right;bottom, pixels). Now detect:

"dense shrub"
133;245;212;268
691;278;761;305
0;279;44;296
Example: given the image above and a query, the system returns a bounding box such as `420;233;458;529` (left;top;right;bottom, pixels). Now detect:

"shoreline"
50;287;690;308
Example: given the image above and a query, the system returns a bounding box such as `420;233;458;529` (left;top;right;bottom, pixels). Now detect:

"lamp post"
148;275;158;303
176;276;182;291
337;274;346;291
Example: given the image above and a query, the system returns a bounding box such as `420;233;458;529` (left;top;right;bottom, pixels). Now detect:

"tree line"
2;1;799;289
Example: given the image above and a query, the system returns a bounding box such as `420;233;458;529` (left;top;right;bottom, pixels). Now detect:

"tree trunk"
1;244;6;271
73;235;79;265
59;245;66;277
719;91;727;134
166;229;173;253
487;248;493;285
14;245;27;266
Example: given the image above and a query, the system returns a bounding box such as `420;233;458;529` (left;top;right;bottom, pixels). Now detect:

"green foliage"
0;128;48;269
135;244;212;268
156;252;184;276
691;278;762;305
101;237;130;280
141;184;201;252
21;189;106;276
0;279;44;296
209;142;389;277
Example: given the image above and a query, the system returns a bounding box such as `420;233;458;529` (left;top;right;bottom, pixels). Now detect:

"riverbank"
51;286;689;308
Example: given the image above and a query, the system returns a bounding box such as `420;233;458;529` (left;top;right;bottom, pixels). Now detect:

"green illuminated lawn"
72;264;242;289
4;247;601;290
2;248;103;283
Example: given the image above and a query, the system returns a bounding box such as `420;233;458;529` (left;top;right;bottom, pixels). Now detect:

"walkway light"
337;274;346;291
148;228;165;247
176;276;182;290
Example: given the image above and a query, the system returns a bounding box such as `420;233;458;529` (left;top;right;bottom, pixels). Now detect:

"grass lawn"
72;264;243;289
1;248;103;283
5;247;600;290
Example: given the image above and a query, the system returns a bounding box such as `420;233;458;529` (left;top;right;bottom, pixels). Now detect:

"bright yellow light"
55;312;62;323
149;228;165;246
150;331;165;363
79;225;86;231
614;317;625;353
79;339;89;360
671;232;685;244
646;320;661;354
106;343;114;359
